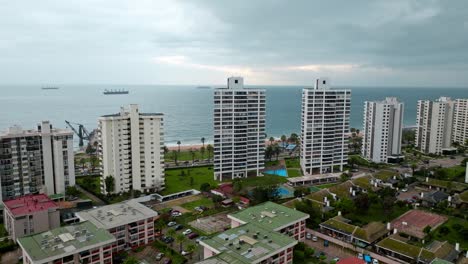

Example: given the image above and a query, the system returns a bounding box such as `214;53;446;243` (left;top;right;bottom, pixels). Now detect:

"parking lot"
303;234;356;262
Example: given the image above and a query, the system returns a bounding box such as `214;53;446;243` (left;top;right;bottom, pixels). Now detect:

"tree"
176;233;186;252
172;150;178;165
410;162;418;175
79;157;86;170
200;183;211;192
335;197;356;214
189;176;194;187
354;193;370;211
163;146;169;156
189;149;196;163
281;135;287;145
201;137;205;148
200;146;205;159
233;178;243;193
187;244;196;259
166;229;176;246
423;226;432;236
251;186;280;204
90;155;98;172
206;144;214;160
272;144;281;160
269;137;275;145
123;256;139;264
265;145;273;161
104;175;115;195
177;140;181;152
289;133;299;144
66;186;80;197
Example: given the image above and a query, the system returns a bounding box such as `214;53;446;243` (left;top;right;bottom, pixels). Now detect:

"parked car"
323;240;329;247
162;236;174;244
333;257;340;262
306;233;312;240
188;233;199;239
401;188;408;192
182;229;192;236
167;221;177;227
156;253;164;260
372;259;379;264
171;211;182;217
181;250;191;256
312;236;318;242
357;253;364;259
174;224;184;231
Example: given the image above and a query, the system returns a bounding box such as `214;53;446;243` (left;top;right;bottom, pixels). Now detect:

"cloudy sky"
1;0;468;87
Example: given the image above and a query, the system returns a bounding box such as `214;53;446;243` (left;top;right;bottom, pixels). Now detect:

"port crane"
65;121;91;147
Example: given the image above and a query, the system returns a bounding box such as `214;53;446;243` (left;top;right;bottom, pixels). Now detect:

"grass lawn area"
436;165;466;182
374;170;398;180
265;160;280;167
433;217;468;249
287;169;302;177
240;175;287;188
181;197;214;210
162;166;218;195
345;203;410;225
316;183;337;189
76;175;101;194
165;149;209;162
285;158;300;168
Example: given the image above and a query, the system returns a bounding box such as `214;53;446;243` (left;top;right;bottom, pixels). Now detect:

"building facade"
213;77;266;181
3;194;60;242
17;221;115;264
76;199;158;252
98;104;164;194
0;121;74;201
300;78;351;175
415;97;455;154
452;99;468;145
362;97;404;163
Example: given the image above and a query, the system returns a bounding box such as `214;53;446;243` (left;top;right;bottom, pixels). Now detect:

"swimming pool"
264;169;288;177
277;186;294;198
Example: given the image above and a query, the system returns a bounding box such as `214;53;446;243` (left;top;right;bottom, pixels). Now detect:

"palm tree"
176;233;186;252
163;146;169;156
269;137;275;145
206;144;213;160
172;150;178;165
265;145;273;161
410;162;418;175
201;137;205;148
273;144;281;160
190;149;196;164
177;141;181;152
200;146;205;159
281;135;287;146
79;157;86;170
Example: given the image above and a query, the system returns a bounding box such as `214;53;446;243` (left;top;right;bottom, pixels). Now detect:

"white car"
167;221;177;227
372;259;379;264
182;229;192;235
401;188;408;192
306;233;312;240
357;253;364;259
312;236;318;242
181;250;190;256
171;211;182;217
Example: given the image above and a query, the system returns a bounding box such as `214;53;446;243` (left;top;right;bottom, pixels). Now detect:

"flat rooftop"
228;201;309;231
4;194;58;217
17;221;115;263
76;199;158;229
390;210;447;239
200;222;296;264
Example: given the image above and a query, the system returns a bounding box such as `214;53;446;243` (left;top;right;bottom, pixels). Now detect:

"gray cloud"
0;0;467;86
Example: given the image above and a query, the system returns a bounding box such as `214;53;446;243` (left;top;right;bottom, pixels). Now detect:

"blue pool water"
277;186;294;198
264;169;288;177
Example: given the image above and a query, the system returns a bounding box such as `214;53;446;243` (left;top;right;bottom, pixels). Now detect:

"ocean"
0;85;466;146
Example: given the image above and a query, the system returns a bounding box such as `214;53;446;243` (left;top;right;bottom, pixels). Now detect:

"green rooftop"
431;258;453;264
49;193;65;200
421;179;468;192
228;201;309;231
200;222;297;264
18;221;115;262
458;190;468;203
377;237;434;260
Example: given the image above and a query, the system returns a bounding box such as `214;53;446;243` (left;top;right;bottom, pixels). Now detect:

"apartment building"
17;221;115;264
199;202;308;264
3;194;60;241
76;199;158;252
300;78;351;175
213;77;266;181
415;97;455;154
362;97;404;163
452;99;468;145
98;104;164;194
0;121;75;201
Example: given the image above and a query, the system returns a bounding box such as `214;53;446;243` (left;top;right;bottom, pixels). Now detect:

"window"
235;80;238;84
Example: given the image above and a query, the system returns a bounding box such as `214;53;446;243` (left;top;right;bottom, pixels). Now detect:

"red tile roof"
4;194;58;216
337;257;366;264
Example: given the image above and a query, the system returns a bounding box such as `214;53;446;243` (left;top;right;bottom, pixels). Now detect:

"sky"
1;0;468;87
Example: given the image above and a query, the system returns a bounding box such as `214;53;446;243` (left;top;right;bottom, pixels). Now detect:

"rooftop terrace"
17;221;115;263
4;194;58;217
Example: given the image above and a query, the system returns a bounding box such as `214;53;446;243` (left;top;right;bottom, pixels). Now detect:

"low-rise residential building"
3;194;60;242
17;221;115;264
76;199;158;252
228;201;309;241
319;216;388;247
199;222;297;264
421;190;449;207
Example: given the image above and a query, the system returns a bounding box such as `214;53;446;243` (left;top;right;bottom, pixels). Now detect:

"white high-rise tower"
300;78;351;175
362;97;404;163
213;77;266;181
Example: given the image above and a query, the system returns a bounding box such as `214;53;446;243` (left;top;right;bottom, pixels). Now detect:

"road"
75;184;106;206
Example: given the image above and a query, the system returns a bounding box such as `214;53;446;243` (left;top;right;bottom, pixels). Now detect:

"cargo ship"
103;89;129;95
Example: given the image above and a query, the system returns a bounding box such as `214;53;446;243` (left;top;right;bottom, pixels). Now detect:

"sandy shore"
167;139;291;151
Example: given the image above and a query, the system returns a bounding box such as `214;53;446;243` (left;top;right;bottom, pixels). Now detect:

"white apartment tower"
98;104;164;194
452;99;468;145
415;97;455;154
300;78;351;175
0;121;75;201
213;77;266;181
362;97;404;163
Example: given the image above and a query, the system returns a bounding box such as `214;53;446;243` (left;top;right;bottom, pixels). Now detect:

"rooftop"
377;236;434;260
76;199;158;229
320;216;387;243
4;194;58;217
390;210;447;239
17;221;115;263
337;257;366;264
200;222;296;264
228;201;309;231
421;179;468;192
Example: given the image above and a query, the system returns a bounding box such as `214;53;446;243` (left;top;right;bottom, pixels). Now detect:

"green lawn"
165;149;210;162
240;175;288;188
285;158;300;168
316;183;337;189
162;166;218;195
435;165;466;182
265;160;280;167
345;203;410;225
181;197;214;210
433;217;468;249
375;170;398;180
76;175;101;194
287;169;302;177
